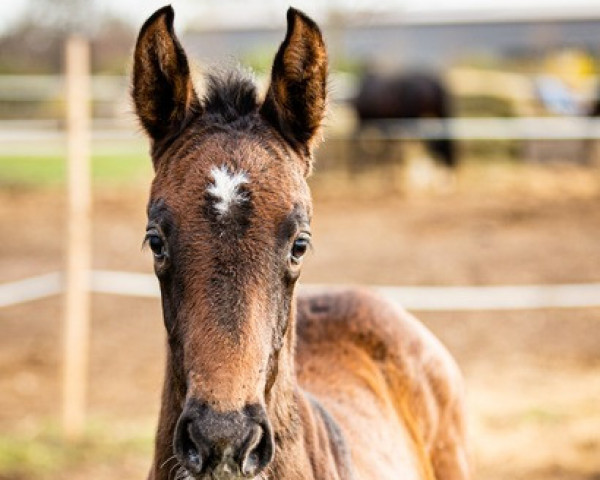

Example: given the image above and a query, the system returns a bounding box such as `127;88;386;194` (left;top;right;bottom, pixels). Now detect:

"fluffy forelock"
202;69;260;124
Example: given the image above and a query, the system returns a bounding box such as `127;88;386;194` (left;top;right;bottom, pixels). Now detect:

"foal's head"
132;6;327;479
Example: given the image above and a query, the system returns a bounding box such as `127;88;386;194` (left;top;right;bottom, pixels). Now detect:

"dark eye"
147;234;166;260
291;236;310;264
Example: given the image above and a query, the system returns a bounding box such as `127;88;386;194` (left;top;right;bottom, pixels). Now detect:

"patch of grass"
91;152;152;184
0;152;152;187
0;154;65;185
0;419;153;479
521;407;567;425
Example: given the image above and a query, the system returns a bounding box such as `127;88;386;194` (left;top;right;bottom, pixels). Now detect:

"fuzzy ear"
260;8;328;157
132;6;200;143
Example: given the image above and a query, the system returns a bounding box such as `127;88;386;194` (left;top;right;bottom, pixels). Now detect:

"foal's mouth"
174;465;268;480
172;454;271;480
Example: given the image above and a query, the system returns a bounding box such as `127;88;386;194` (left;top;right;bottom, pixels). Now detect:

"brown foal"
132;6;469;480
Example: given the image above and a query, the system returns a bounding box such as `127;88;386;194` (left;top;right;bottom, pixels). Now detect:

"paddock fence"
5;117;600;144
3;68;600;441
2;270;600;312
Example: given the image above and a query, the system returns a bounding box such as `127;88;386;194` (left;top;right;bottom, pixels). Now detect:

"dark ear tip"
139;5;175;37
286;7;299;22
162;4;175;23
153;4;175;21
286;7;319;31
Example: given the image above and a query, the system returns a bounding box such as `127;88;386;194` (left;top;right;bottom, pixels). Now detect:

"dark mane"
202;69;260;123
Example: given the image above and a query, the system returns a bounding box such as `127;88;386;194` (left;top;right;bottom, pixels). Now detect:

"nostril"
186;440;202;472
240;429;260;477
240;424;274;477
174;417;205;474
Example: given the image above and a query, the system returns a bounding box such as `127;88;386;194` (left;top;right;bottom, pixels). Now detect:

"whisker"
168;461;182;480
160;454;178;470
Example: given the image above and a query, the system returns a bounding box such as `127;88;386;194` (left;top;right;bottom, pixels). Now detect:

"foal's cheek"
159;286;177;330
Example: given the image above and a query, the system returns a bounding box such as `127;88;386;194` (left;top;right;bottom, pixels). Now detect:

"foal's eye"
147;234;166;260
290;236;310;264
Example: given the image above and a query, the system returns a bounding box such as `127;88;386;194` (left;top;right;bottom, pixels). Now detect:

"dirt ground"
1;164;600;480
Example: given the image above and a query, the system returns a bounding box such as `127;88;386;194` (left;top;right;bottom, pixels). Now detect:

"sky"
3;0;600;33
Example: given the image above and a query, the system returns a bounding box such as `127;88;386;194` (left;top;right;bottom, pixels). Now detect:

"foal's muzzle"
174;400;274;478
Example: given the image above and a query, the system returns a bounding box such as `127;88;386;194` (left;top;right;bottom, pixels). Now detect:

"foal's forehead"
150;130;311;224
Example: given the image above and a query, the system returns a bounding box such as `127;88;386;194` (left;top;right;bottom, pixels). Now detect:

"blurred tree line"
0;0;136;74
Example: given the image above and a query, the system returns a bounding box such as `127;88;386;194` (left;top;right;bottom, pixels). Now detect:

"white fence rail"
2;270;600;312
354;117;600;141
0;272;63;308
4;118;600;144
0;75;128;102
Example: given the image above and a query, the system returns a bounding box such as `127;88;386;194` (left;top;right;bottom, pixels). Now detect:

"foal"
132;7;469;480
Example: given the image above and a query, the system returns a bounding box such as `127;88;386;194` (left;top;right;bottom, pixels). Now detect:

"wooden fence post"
62;34;92;440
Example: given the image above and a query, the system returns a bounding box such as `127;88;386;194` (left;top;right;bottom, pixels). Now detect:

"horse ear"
260;8;328;159
132;6;201;143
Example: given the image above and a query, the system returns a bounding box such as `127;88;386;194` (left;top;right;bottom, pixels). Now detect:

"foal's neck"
264;306;300;439
264;307;352;480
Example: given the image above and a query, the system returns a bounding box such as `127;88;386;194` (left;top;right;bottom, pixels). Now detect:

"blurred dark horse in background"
352;71;457;170
586;89;600;165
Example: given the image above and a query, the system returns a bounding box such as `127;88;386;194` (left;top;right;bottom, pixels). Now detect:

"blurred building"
183;6;600;71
